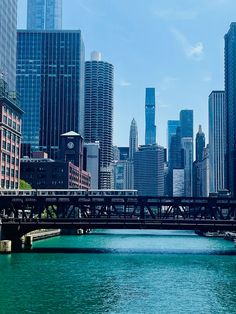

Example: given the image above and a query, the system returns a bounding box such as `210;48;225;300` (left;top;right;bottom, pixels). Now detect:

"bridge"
1;193;236;249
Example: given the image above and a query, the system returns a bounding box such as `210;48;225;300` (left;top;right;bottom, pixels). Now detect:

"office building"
201;145;210;197
84;142;100;189
173;169;185;196
145;88;156;145
180;110;193;138
27;0;62;30
225;23;236;195
84;52;114;189
17;30;85;158
209;91;226;193
195;125;205;162
129;118;138;160
21;158;90;189
113;160;133;190
134;145;164;196
118;147;129;161
0;0;17;90
167;120;180;160
0;77;23;189
181;137;193;196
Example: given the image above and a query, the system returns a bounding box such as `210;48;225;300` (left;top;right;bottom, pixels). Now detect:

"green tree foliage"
20;179;32;190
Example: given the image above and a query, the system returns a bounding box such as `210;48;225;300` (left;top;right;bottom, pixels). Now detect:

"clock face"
67;141;74;149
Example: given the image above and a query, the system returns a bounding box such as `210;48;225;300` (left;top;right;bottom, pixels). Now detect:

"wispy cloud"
119;80;131;87
154;8;198;20
171;29;204;60
160;76;178;91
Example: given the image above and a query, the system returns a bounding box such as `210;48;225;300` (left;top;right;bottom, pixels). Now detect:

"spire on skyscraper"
129;118;138;161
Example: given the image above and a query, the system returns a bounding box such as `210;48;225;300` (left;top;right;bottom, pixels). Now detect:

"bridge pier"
1;224;23;251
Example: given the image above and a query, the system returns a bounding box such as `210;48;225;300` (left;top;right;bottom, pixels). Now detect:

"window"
6;180;9;189
1;179;4;188
1;166;5;175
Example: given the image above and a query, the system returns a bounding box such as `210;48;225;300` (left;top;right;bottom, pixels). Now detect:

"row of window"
3;106;20;121
3;115;21;132
2;129;20;143
2;153;19;165
1;179;18;189
2;141;20;155
1;166;19;178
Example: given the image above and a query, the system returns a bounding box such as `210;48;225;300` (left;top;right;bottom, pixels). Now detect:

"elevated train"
0;189;138;197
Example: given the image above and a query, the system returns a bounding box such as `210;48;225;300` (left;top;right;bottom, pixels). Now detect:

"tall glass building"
145;88;156;145
129;118;138;161
195;125;205;162
0;0;17;90
17;30;85;158
167;120;180;160
225;23;236;196
180;110;193;138
27;0;62;30
209;91;226;193
84;52;114;189
134;145;164;196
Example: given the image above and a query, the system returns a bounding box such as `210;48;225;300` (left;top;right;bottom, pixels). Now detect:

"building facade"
129;118;138;160
84;142;100;189
209;91;226;193
0;0;17;90
167;120;180;160
0;78;23;189
20;158;90;189
27;0;62;30
180;110;193;138
225;23;236;195
134;145;164;196
17;30;85;158
145;88;156;145
181;137;193;196
84;52;114;189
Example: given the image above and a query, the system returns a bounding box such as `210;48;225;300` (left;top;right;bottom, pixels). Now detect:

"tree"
20;179;32;190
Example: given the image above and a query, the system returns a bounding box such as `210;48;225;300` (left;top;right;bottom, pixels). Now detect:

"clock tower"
59;131;84;169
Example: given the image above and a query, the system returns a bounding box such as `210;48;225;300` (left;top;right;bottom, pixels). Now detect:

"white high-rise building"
84;143;100;189
0;0;17;90
84;52;114;189
27;0;62;30
209;91;226;193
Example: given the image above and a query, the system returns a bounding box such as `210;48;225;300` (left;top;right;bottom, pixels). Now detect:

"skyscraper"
145;88;156;145
209;91;226;193
134;145;164;196
225;23;236;195
180;110;193;138
17;30;85;158
181;137;193;196
195;125;205;162
193;125;205;197
0;0;17;90
84;52;114;189
27;0;62;30
129;118;138;160
167;120;180;160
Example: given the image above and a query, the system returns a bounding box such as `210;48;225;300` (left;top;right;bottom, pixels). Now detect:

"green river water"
0;230;236;314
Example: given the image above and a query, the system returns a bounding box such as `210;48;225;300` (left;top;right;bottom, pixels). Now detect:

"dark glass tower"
17;30;85;158
167;120;180;161
195;125;205;162
129;118;138;161
84;52;114;189
180;110;193;138
225;23;236;195
145;88;156;145
27;0;62;30
0;0;17;90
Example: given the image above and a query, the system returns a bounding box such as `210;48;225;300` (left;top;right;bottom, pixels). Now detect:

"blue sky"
17;0;235;148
